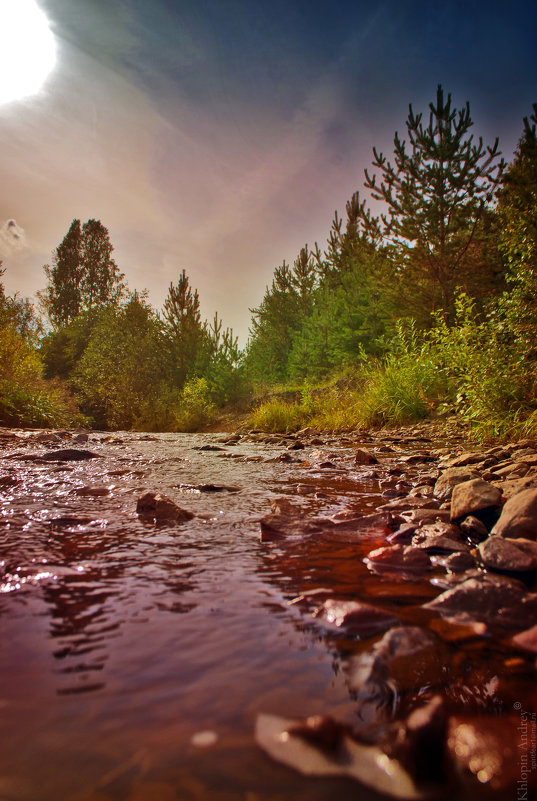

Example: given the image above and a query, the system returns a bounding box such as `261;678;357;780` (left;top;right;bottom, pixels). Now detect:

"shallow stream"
0;431;534;800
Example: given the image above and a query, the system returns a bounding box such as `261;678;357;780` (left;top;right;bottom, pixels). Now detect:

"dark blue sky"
1;0;536;340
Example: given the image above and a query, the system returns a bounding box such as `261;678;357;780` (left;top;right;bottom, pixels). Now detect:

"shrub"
174;378;217;432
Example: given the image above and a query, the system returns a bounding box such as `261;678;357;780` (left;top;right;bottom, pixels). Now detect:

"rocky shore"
232;421;537;799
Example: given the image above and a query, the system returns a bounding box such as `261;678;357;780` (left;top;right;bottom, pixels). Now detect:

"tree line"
1;85;536;436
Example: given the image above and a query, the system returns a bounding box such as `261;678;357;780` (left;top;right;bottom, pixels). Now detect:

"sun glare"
0;0;56;105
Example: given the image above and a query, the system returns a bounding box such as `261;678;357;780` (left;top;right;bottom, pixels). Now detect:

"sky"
0;0;536;343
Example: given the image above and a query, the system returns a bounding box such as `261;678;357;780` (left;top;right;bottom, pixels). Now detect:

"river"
0;430;534;800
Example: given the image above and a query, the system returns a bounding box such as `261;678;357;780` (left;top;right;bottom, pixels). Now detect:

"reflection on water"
0;432;535;800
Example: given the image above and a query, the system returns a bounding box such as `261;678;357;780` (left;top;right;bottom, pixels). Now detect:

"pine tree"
361;85;504;316
162;269;207;387
43;220;83;326
497;104;537;354
43;219;125;327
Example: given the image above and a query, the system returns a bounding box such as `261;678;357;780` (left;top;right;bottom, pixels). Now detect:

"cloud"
0;219;27;257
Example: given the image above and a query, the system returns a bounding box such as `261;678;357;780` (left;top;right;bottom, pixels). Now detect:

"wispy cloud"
0;219;27;258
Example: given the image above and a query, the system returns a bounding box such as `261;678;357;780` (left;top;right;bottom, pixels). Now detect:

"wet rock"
287;441;305;450
408;485;435;499
76;486;111;497
379;497;440;512
491;461;529;479
348;626;445;697
314;599;400;638
424;574;537;628
382;696;447;785
478;535;537;573
177;483;240;493
136;491;194;522
411;531;470;554
450;478;502;521
295;427;318;437
364;544;432;572
71;432;89;444
439;551;478;573
459;515;489;543
12;448;102;462
260;499;321;541
491;487;537;540
441;451;487;468
446;714;536;795
255;713;423;799
406;508;452;525
387;523;417;544
511;623;537;653
354;448;378;465
492;473;537;500
400;452;436;464
434;466;480;501
194;444;225;451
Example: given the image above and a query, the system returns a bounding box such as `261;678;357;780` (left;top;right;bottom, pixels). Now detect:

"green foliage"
72;293;173;430
248;396;309;433
0;270;79;427
162;269;207;388
43;219;125;327
361;85;505;318
174;378;217;432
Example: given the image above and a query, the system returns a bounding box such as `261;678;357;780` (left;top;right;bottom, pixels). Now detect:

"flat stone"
440;451;486;468
491;487;537;540
450;479;502;521
478;535;537;573
411;532;470;554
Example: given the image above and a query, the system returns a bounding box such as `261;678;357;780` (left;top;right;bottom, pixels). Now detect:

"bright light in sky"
0;0;56;104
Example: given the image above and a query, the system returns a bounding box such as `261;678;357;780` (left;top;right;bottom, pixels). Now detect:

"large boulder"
491;487;537;540
450;479;502;521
